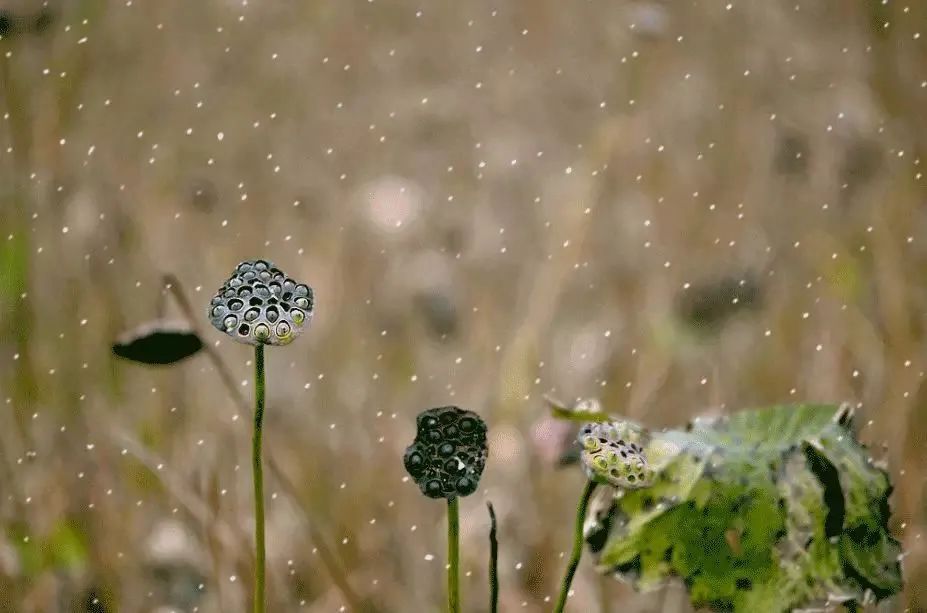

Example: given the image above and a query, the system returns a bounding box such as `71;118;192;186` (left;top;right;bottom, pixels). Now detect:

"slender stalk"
487;502;499;613
163;274;369;610
447;496;460;613
553;480;597;613
252;344;267;613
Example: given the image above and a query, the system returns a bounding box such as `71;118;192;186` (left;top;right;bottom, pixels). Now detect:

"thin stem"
163;274;368;609
487;502;499;613
447;496;460;613
553;480;597;613
253;344;266;613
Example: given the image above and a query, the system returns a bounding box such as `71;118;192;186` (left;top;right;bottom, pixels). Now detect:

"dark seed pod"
207;259;314;346
403;406;488;499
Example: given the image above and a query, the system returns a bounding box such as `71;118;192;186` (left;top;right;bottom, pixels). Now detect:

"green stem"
487;502;499;613
253;344;266;613
447;496;460;613
553;480;597;613
163;275;368;610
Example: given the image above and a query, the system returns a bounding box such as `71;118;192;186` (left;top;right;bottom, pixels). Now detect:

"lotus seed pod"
207;259;314;346
403;406;488;499
578;421;654;489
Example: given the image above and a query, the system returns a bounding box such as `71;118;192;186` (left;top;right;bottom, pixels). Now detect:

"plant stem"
487;502;499;613
162;274;369;610
253;343;266;613
447;496;460;613
553;480;597;613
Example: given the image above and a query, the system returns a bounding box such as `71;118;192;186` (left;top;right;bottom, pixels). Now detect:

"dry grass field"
1;0;926;611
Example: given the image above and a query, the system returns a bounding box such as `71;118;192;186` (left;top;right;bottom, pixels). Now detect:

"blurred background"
1;0;926;611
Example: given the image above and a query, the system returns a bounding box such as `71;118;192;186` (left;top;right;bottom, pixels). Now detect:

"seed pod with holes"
207;259;314;346
578;421;654;489
403;406;488;499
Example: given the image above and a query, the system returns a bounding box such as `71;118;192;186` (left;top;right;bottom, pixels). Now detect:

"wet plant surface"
1;1;927;612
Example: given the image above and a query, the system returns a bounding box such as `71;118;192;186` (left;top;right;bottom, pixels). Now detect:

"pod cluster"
403;406;488;499
208;259;313;346
578;421;654;489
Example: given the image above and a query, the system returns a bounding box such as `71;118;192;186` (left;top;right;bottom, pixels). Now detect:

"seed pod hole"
265;306;279;323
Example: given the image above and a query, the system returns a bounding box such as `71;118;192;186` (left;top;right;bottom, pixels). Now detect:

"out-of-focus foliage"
581;404;902;612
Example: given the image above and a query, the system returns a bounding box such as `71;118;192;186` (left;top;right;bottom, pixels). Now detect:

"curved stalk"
553;480;597;613
252;344;266;613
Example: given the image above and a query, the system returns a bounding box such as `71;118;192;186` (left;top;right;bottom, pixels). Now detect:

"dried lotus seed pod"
403;406;488;499
578;421;654;489
208;259;314;346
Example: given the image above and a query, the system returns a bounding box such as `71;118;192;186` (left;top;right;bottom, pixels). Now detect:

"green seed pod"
403;406;488;499
207;259;314;346
578;421;654;489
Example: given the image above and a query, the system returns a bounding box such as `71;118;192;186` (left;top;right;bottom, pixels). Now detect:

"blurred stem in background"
553;480;597;613
252;344;267;613
447;497;460;613
0;32;37;441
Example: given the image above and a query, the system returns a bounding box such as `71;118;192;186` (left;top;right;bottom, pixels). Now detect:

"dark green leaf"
113;319;203;365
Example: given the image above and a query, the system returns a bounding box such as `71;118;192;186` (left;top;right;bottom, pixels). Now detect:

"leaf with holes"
583;404;902;612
